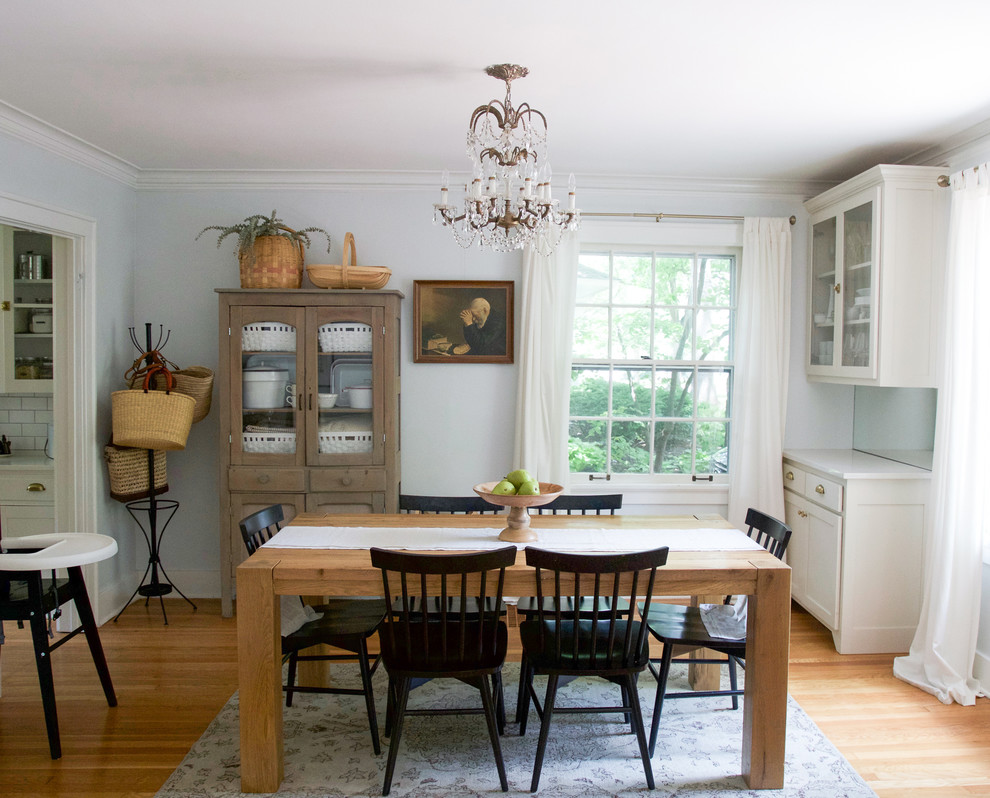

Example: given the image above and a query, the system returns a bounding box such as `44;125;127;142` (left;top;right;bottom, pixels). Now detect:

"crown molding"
0;101;139;187
899;117;990;173
0;102;834;199
135;167;830;200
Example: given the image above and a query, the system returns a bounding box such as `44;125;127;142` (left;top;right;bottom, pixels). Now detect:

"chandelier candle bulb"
568;173;577;209
440;169;449;205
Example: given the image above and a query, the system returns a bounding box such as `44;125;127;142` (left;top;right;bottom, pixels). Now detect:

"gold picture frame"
413;280;514;364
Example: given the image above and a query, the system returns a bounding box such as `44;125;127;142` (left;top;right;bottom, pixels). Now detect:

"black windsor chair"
370;545;517;796
517;545;669;791
238;504;387;754
639;507;791;756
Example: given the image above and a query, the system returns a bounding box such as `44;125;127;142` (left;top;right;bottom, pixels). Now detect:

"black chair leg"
356;639;381;755
382;676;411;796
519;660;536;736
26;577;60;759
530;673;560;792
728;655;739;710
491;671;506;735
626;673;655;789
284;651;299;707
477;675;509;791
67;567;116;706
649;644;675;757
515;655;530;724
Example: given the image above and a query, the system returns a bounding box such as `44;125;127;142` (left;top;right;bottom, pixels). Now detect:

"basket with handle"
239;225;305;289
306;232;391;289
104;444;168;502
112;363;195;450
130;365;214;424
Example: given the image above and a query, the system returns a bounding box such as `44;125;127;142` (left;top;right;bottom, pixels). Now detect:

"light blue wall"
0;130;137;591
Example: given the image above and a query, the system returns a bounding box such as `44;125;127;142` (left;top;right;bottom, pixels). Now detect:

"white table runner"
261;525;764;552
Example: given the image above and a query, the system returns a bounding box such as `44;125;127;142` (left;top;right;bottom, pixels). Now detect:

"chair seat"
641;602;746;655
519;618;650;672
285;597;386;650
516;595;630;617
390;595;506;619
0;576;70;620
380;621;508;676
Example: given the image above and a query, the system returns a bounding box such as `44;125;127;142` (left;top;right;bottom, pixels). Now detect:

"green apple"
491;479;517;495
504;468;535;489
517;480;541;496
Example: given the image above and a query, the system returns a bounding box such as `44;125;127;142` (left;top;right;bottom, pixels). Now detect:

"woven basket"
318;322;372;353
239;226;304;289
306;232;391;290
104;444;168;503
112;366;195;450
131;366;214;424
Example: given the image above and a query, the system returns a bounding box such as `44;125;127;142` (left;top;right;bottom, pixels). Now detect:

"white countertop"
783;449;933;480
0;452;55;470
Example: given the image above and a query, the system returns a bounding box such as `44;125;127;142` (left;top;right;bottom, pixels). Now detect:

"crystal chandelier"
433;64;580;255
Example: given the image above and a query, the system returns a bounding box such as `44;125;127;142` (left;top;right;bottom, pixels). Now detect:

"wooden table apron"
236;513;791;792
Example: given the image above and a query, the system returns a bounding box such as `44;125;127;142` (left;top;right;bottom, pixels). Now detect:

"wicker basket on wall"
104;444;168;502
130;366;214;424
239;226;304;289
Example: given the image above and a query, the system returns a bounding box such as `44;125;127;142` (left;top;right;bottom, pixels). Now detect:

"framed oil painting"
413;280;514;364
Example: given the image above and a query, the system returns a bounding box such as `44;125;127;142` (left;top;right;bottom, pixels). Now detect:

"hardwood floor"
1;599;989;796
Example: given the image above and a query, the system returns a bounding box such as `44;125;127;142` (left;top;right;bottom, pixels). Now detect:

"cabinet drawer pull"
27;482;47;492
340;476;353;486
257;474;271;485
815;484;826;495
798;510;808;518
785;470;795;481
834;283;841;294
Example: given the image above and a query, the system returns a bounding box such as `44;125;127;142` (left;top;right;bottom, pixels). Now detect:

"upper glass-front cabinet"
228;303;385;467
808;189;879;380
804;165;946;387
0;225;55;394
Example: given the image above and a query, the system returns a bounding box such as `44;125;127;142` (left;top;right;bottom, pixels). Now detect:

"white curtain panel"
726;217;792;531
513;232;579;486
893;164;990;706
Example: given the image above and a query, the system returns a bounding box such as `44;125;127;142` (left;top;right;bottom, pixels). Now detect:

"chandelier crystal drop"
433;64;580;255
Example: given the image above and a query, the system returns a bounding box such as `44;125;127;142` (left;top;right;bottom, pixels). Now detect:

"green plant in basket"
196;210;333;289
196;209;332;258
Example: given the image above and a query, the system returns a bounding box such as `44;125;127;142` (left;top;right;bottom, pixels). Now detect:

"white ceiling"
2;1;989;185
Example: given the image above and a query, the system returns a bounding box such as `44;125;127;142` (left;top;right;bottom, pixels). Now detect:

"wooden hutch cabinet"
216;289;402;616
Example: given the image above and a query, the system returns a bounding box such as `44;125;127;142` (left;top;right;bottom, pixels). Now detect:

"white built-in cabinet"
0;456;55;539
0;225;55;393
804;165;947;387
783;450;930;654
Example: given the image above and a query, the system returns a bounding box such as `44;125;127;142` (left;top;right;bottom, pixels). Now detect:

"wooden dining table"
236;512;791;792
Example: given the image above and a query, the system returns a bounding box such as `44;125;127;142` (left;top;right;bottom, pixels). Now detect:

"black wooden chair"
370;545;517;796
0;535;117;759
399;494;498;514
639;508;791;756
517;545;669;792
238;504;387;754
533;493;623;515
514;493;626;721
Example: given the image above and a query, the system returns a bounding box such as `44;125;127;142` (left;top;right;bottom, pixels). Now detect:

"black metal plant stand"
112;323;197;626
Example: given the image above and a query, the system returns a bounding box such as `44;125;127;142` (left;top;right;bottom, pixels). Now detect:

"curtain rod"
582;212;796;225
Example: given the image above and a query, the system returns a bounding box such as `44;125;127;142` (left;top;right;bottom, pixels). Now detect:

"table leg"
238;559;284;793
687;593;722;691
741;562;790;789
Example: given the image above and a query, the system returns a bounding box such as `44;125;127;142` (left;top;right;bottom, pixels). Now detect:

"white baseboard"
974;648;990;695
98;570;221;624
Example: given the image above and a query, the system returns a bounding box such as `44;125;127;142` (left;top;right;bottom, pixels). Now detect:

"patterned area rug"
157;663;876;797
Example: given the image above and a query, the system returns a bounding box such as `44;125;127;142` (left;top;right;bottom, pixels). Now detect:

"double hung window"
568;246;737;483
